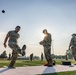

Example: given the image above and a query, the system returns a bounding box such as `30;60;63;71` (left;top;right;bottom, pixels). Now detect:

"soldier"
68;33;76;63
3;26;26;68
39;29;53;67
41;53;43;61
30;53;33;61
8;53;11;60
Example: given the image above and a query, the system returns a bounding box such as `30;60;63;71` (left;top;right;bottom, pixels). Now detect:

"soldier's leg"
48;49;53;64
72;47;76;61
8;42;26;56
47;48;53;66
8;50;18;67
12;50;14;57
43;53;49;66
8;43;19;67
44;46;53;66
8;43;26;67
8;42;21;54
14;44;26;56
44;47;49;64
13;44;21;54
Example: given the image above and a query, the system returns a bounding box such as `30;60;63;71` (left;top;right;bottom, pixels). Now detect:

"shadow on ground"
0;68;10;74
42;66;58;75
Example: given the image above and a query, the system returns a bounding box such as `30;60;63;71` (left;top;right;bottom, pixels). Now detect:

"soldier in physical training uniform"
39;29;53;67
3;26;26;68
69;33;76;62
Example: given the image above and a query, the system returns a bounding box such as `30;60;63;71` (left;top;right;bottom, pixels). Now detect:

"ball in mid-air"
2;10;5;13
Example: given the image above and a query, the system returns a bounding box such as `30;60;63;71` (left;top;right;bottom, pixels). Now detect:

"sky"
0;0;76;57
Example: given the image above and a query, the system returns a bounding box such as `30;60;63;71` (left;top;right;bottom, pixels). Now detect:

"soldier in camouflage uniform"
69;33;76;62
3;26;25;68
39;29;53;67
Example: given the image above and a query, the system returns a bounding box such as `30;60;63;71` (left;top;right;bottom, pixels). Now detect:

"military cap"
72;33;76;36
43;29;47;33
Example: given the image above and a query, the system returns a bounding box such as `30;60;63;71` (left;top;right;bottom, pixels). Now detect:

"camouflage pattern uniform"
40;33;53;65
8;30;21;67
69;34;76;61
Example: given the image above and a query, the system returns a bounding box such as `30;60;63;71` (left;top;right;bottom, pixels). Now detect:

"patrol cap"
15;26;21;29
43;29;47;33
72;33;76;36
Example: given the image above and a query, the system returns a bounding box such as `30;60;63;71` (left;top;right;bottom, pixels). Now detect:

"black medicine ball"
2;10;5;13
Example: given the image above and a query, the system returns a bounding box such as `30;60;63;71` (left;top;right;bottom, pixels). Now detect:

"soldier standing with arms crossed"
39;29;53;67
3;26;26;68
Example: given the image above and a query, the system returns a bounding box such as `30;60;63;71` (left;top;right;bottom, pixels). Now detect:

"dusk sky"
0;0;76;57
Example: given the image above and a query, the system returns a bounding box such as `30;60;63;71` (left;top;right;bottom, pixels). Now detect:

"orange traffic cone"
44;61;47;66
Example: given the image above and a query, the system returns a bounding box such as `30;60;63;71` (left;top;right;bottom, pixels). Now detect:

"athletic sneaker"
8;66;15;69
47;65;53;67
22;45;26;56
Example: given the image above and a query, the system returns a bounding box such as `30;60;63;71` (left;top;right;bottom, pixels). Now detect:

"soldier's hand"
39;41;43;45
39;42;41;45
68;47;70;50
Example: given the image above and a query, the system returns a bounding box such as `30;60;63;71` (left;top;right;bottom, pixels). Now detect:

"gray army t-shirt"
8;30;20;43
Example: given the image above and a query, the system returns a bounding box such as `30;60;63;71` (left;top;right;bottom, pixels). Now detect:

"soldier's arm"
69;38;73;49
3;33;10;48
39;36;46;45
50;34;52;45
